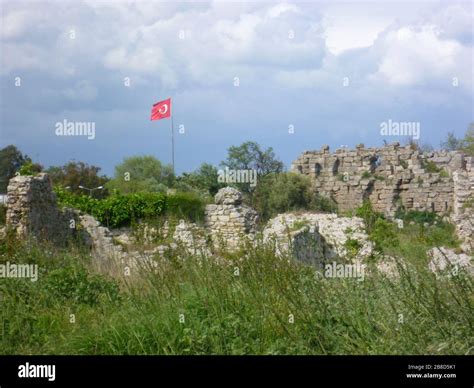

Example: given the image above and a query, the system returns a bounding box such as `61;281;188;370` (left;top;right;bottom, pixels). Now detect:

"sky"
0;0;472;176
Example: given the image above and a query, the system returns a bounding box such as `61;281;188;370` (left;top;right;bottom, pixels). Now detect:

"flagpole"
171;113;175;175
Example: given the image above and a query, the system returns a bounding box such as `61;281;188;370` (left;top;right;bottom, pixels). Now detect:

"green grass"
0;232;472;355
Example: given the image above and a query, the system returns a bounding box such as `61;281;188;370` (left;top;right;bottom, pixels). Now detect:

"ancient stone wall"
451;157;474;253
291;143;467;217
6;173;79;245
204;187;259;249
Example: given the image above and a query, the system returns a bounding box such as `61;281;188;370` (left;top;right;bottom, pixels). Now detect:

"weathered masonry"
291;143;471;216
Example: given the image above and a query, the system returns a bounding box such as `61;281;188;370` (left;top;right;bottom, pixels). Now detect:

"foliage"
176;163;225;197
369;218;400;252
440;125;474;156
46;161;109;199
421;160;441;173
106;155;174;194
18;161;41;176
441;131;463;151
254;173;315;221
394;209;438;225
355;200;383;234
55;187;205;228
311;194;337;213
220;141;283;198
0;145;41;191
343;238;362;258
0;237;472;355
164;192;207;223
43;266;120;306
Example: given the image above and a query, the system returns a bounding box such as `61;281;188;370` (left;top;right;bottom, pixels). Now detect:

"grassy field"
0;226;472;355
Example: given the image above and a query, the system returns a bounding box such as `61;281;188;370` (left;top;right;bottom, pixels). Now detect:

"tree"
440;124;474;156
176;163;225;197
441;132;462;151
253;172;336;221
46;161;109;198
106;155;174;194
220;141;284;200
0;145;41;192
460;124;474;156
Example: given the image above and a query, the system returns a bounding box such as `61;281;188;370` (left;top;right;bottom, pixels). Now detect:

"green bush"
18;161;37;176
394;209;439;225
166;192;206;223
254;172;335;222
55;187;166;228
370;218;399;252
421;160;441;173
311;194;337;213
55;187;205;228
355;200;384;233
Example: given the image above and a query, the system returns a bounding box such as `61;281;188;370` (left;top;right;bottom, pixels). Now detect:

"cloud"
0;0;472;175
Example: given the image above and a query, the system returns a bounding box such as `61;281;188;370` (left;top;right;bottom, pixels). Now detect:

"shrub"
421;160;441;173
361;171;371;179
253;172;329;221
369;218;399;252
55;187;206;228
439;169;450;178
166;192;206;223
343;238;362;257
310;194;337;213
55;187;166;228
18;161;37;176
394;209;439;225
355;200;383;233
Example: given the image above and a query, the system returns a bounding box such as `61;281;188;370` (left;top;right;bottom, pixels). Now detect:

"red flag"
151;98;171;121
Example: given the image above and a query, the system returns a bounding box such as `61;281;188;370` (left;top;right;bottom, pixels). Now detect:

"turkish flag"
151;98;171;121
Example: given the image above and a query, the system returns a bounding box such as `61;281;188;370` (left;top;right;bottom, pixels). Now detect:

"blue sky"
0;0;472;176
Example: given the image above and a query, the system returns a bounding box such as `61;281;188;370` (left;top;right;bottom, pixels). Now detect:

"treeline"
1;126;472;225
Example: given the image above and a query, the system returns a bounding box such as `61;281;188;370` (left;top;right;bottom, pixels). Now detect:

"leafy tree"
46;161;109;198
106;156;174;194
220;141;283;200
0;145;41;192
461;124;474;156
176;163;225;197
253;172;334;222
440;125;474;156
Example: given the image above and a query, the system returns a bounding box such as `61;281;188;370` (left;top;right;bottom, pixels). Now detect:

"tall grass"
0;233;472;355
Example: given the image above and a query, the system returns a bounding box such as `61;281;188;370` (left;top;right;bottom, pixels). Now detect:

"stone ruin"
291;143;474;253
292;143;465;215
5;173;84;246
1;150;472;276
204;187;258;249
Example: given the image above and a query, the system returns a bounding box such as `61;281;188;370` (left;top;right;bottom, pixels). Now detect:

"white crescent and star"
159;104;168;114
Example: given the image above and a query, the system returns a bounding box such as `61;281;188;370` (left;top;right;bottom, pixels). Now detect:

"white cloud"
372;25;467;87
